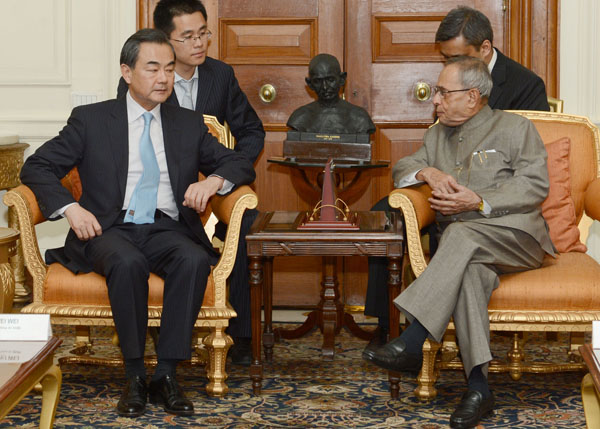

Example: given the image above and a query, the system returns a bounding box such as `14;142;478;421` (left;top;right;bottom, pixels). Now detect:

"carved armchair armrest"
209;185;258;307
388;184;435;278
585;177;600;221
3;185;49;302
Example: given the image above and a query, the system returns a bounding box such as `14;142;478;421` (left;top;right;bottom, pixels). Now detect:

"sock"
124;358;146;379
152;358;179;381
398;319;429;356
467;364;491;398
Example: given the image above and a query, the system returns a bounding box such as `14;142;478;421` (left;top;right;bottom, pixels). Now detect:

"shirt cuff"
394;170;422;188
209;174;234;195
50;202;78;219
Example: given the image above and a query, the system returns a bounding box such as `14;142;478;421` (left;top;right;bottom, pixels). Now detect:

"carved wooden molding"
372;14;445;63
220;18;317;65
505;0;559;97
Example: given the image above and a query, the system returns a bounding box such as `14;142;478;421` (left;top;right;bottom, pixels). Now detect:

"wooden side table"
580;344;600;427
247;211;404;395
0;228;20;313
0;336;62;428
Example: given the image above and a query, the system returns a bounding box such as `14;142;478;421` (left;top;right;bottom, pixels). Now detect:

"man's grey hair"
446;55;493;99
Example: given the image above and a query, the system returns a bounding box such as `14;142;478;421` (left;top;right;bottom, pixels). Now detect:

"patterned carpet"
0;324;588;428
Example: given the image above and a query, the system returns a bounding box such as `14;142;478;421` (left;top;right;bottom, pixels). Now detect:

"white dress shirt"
123;92;179;219
174;69;199;111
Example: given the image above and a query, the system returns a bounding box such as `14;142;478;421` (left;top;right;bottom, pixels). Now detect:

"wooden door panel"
234;66;315;126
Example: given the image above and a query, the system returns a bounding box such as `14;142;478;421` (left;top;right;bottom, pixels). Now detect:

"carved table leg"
387;255;402;398
249;255;263;395
262;257;274;363
39;365;62;429
319;255;343;360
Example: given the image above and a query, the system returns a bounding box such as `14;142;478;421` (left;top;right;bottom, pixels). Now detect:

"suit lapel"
160;105;182;196
488;49;507;109
165;89;180;107
194;63;214;114
108;98;129;203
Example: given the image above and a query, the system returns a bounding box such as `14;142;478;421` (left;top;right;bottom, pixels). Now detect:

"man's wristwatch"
478;199;485;212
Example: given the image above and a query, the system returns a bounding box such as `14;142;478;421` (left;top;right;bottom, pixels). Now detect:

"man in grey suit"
364;56;554;429
363;6;550;353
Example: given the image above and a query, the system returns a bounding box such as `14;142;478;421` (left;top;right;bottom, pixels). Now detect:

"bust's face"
307;60;344;103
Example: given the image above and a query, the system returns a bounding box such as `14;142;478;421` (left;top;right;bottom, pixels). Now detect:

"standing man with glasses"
362;5;551;360
118;0;265;366
22;29;255;418
364;56;554;428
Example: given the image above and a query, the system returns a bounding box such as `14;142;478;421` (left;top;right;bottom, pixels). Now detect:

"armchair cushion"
42;263;215;307
541;137;587;252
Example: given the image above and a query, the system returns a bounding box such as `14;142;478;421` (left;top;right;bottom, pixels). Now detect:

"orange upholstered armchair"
389;111;600;400
3;115;258;397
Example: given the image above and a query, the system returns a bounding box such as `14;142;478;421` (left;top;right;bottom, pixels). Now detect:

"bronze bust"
287;54;375;135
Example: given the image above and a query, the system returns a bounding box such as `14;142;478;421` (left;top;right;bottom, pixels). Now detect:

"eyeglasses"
170;30;212;46
432;86;474;98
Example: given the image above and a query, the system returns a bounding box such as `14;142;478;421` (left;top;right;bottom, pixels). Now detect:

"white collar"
126;91;161;124
174;67;199;84
488;48;498;73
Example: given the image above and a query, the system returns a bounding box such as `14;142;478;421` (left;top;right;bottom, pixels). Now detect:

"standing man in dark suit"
21;29;255;418
118;0;265;366
363;5;551;359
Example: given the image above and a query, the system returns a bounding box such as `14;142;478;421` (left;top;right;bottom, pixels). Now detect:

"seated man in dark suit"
21;29;255;418
363;5;551;359
118;0;265;366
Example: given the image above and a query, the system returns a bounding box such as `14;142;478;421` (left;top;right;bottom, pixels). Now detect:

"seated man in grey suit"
21;29;255;418
363;56;554;429
363;5;551;357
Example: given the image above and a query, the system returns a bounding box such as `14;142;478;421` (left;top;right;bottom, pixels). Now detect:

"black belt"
119;209;171;222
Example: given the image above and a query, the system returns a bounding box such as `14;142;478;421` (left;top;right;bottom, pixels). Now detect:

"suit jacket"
20;97;256;272
118;57;265;163
392;105;554;255
489;49;550;111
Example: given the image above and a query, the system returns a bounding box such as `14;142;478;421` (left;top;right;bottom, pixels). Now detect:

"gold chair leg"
39;365;62;429
415;339;441;400
508;333;524;381
72;326;93;355
570;332;585;362
203;325;233;397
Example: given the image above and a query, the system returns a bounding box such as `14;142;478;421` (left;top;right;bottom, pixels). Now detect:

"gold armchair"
3;115;258;397
389;111;600;399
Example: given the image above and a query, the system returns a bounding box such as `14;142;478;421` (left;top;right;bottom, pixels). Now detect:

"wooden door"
137;0;558;308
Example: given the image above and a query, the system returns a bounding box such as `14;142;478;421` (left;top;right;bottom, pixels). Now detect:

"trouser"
81;215;215;360
394;221;546;376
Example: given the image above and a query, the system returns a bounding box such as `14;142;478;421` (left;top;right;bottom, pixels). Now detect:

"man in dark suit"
118;0;264;365
21;29;255;418
363;6;551;359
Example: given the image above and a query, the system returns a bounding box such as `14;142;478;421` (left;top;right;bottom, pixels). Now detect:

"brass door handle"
414;82;431;102
259;84;277;103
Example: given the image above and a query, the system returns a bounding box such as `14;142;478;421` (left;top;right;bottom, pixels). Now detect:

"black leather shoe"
229;337;252;366
450;390;495;428
117;376;147;417
364;337;422;374
362;327;388;361
149;374;194;416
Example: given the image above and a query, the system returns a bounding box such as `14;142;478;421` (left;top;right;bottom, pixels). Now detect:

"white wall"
0;0;136;253
560;0;600;262
0;1;598;259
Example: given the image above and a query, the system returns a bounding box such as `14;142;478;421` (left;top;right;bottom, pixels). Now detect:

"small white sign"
593;321;600;349
0;341;48;363
0;314;52;341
